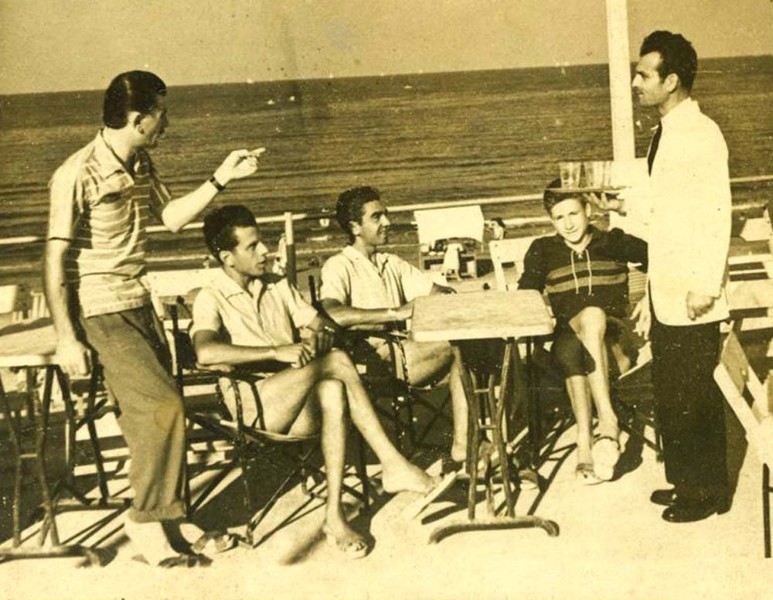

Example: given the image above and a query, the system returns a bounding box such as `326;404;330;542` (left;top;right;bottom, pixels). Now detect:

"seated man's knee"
574;307;607;338
321;348;358;374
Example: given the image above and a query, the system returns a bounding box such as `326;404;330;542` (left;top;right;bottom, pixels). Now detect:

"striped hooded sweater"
518;226;648;324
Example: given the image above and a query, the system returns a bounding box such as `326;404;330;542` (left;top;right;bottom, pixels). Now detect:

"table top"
0;319;58;368
410;290;554;343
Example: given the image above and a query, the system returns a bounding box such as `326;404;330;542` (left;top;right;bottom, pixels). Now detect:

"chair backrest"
146;268;216;319
714;331;773;465
488;237;539;291
414;205;485;250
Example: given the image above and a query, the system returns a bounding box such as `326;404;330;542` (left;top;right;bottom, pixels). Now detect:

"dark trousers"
650;315;728;498
80;305;186;522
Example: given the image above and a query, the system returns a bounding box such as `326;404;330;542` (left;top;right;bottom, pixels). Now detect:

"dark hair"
203;205;257;262
103;71;167;129
640;30;697;92
543;178;585;214
335;186;381;242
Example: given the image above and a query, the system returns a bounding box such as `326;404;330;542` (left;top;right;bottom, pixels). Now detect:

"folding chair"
167;294;370;546
715;330;773;557
308;275;453;457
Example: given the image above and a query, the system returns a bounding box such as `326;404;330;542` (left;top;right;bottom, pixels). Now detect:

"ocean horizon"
1;56;772;288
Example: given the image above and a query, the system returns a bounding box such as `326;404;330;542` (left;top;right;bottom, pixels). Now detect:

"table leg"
428;340;559;544
0;366;111;566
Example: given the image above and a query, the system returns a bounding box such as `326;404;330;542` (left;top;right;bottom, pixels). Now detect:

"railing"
2;175;771;286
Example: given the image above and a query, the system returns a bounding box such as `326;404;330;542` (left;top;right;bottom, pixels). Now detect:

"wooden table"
411;290;559;543
0;320;118;565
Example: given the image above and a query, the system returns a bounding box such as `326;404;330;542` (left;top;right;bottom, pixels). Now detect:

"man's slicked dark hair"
543;178;586;215
203;205;257;262
103;71;167;129
640;30;698;92
335;186;381;243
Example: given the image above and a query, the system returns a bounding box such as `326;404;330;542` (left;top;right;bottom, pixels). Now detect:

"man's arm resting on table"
320;298;412;328
161;147;265;232
193;329;313;369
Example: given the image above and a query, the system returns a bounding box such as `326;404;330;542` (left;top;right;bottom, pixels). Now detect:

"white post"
605;0;635;162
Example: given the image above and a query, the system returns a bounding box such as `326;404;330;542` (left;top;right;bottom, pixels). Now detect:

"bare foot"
382;463;437;494
576;441;593;466
450;442;467;464
125;517;178;566
322;519;369;559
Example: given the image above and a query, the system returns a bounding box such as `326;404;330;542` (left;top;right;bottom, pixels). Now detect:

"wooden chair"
489;237;540;291
714;329;773;557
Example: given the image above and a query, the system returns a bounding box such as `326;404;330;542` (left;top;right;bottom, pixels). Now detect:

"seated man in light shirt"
319;186;469;471
190;205;438;559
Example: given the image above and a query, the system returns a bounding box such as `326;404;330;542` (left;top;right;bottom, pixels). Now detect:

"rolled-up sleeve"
281;280;318;329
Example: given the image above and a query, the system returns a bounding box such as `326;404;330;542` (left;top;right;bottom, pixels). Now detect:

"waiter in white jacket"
591;31;731;523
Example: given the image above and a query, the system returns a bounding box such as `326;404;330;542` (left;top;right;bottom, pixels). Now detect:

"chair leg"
764;464;771;559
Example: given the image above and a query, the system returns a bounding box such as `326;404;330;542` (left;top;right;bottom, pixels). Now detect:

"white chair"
415;206;485;279
488;237;540;291
714;330;773;557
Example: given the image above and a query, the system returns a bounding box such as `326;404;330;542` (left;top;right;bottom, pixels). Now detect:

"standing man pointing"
592;31;732;522
44;71;264;565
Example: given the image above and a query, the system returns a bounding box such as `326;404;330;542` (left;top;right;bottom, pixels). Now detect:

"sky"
1;0;772;95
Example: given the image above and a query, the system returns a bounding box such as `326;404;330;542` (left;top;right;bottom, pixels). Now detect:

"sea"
1;56;772;289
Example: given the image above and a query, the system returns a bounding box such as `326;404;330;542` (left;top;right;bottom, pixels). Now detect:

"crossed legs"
255;349;435;545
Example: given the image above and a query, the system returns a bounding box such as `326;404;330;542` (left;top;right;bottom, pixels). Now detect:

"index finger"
250;147;267;157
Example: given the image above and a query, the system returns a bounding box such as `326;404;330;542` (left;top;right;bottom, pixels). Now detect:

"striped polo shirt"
48;131;171;317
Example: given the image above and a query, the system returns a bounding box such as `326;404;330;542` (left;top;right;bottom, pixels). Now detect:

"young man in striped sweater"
518;181;648;483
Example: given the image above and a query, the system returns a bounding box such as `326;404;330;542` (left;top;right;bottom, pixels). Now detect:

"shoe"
575;463;603;486
661;496;731;523
650;488;679;507
592;435;621;481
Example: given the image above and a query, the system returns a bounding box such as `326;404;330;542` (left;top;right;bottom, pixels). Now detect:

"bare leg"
314;379;365;549
569;308;619;439
256;351;434;494
311;350;436;494
447;357;469;463
402;340;468;462
565;375;593;465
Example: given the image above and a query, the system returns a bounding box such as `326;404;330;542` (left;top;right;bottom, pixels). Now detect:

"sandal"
191;530;239;555
322;525;370;560
592;435;621;481
133;553;211;568
575;462;603;485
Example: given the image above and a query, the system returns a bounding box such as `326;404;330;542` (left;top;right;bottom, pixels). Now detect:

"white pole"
605;0;635;162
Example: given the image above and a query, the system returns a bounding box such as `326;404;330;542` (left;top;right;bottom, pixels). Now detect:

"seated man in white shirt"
190;205;438;559
319;186;468;471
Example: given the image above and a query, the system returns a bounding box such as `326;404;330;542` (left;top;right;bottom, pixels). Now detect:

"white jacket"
627;98;732;326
